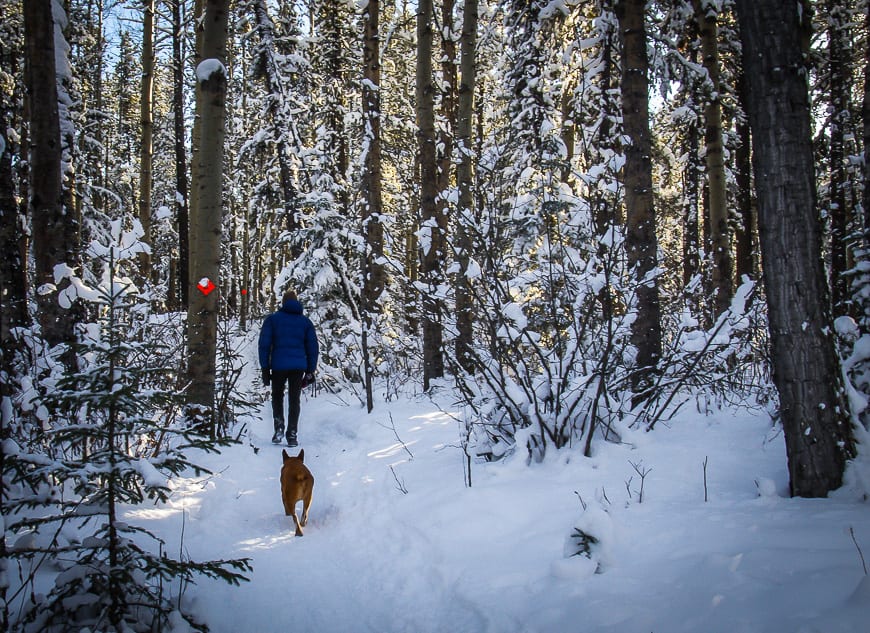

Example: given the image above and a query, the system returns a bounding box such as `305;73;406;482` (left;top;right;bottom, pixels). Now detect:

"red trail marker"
197;278;216;296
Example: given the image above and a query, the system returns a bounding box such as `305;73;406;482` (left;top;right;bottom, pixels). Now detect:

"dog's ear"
282;449;290;462
298;448;304;462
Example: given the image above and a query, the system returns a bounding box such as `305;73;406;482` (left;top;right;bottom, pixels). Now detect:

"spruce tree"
3;221;250;632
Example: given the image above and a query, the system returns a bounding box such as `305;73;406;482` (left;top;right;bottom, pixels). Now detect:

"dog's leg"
291;510;304;536
281;483;292;516
300;500;309;528
300;484;312;527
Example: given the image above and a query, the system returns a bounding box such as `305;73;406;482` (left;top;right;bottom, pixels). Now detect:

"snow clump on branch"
196;58;227;84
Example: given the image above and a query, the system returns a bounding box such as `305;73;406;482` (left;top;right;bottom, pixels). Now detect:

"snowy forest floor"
130;343;870;633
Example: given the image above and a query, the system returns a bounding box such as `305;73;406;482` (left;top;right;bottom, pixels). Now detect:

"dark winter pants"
271;369;304;437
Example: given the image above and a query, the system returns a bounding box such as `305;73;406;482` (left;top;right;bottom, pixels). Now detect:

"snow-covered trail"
130;386;870;633
157;391;494;632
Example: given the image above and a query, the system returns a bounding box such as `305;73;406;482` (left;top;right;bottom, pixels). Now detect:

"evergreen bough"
2;222;251;632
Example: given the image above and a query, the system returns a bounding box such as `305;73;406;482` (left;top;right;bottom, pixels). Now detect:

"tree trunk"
25;0;78;356
361;0;384;411
682;116;702;291
186;0;230;419
138;0;155;284
680;41;702;294
417;0;443;389
615;0;662;403
437;0;456;372
736;0;856;497
734;69;754;282
437;0;456;254
827;0;851;312
172;0;189;311
693;0;731;316
454;0;478;373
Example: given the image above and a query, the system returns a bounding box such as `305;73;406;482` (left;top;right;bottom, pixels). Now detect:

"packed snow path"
131;388;870;633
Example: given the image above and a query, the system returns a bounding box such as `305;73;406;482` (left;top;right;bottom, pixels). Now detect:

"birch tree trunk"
186;0;229;420
736;0;856;497
615;0;662;404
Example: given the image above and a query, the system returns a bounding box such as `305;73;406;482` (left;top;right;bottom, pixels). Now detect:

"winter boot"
272;419;285;444
286;430;298;447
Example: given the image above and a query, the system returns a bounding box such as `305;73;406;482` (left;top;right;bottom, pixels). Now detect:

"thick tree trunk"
736;0;855;497
186;0;229;418
25;0;78;355
615;0;662;403
138;0;155;284
417;0;443;389
454;0;478;373
693;0;731;316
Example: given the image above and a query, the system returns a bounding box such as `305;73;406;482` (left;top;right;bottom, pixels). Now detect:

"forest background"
2;0;870;630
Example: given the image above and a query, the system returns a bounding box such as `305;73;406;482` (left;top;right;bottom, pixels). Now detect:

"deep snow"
129;370;870;633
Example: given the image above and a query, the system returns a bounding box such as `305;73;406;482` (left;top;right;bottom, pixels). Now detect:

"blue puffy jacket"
258;299;319;372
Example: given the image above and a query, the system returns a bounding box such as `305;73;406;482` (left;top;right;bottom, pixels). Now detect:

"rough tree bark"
25;0;78;358
736;0;856;497
361;0;384;412
693;0;731;317
417;0;444;390
615;0;662;404
454;0;478;373
827;0;851;312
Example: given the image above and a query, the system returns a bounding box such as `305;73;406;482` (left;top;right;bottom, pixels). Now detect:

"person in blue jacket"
258;290;319;446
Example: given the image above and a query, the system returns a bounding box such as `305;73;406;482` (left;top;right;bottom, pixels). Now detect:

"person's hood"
281;299;304;315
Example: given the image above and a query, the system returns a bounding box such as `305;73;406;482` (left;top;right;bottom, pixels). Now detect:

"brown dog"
280;448;314;536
